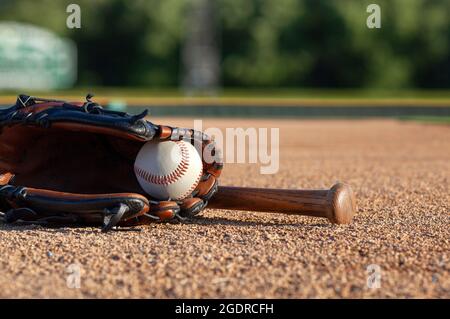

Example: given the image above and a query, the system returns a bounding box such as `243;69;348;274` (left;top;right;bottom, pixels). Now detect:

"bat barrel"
208;182;356;224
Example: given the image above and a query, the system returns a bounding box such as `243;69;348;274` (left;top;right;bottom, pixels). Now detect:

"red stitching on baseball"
134;141;193;186
178;168;203;200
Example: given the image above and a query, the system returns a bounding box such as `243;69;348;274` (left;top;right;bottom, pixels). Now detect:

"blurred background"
0;0;449;119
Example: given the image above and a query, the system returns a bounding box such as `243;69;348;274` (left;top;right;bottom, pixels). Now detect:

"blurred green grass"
1;88;450;102
1;87;449;98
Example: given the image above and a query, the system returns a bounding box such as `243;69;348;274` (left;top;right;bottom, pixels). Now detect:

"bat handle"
208;182;357;224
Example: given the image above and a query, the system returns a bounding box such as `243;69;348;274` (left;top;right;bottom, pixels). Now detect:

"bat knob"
326;183;357;224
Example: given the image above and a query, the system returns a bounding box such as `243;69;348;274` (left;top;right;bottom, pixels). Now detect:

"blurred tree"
182;0;221;93
0;0;448;89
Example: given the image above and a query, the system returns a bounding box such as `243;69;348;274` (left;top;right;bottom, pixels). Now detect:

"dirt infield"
0;118;448;298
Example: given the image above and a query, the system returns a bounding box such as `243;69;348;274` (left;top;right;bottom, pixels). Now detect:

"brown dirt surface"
0;118;449;298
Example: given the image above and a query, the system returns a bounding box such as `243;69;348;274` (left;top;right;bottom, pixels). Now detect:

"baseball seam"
178;168;203;201
134;141;192;187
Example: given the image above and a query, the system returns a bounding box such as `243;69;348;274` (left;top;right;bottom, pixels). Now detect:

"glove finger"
178;176;218;218
119;200;180;226
179;197;207;218
195;175;219;201
200;140;223;178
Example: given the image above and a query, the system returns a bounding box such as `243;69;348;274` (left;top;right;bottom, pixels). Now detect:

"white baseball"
134;140;203;200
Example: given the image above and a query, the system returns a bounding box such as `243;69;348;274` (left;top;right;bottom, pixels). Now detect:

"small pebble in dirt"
432;274;439;283
47;251;53;258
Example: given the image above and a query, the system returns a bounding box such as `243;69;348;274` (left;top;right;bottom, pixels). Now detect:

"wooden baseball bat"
208;182;356;224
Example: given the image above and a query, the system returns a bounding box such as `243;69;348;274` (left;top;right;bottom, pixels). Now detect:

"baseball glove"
0;94;222;232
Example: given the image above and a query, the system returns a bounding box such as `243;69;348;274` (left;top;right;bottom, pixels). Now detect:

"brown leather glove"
0;94;223;232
